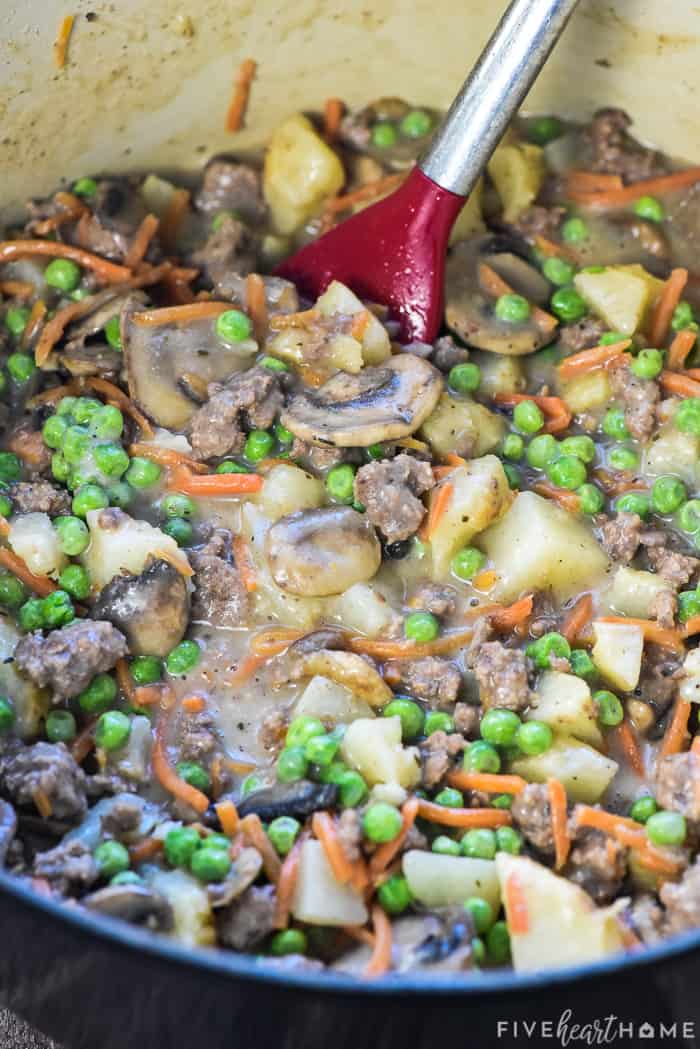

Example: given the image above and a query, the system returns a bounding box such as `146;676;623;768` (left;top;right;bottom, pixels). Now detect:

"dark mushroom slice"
445;234;556;355
280;355;443;448
265;506;382;597
59;343;123;379
208;847;263;908
121;296;256;430
83;884;174;931
90;558;189;658
339;97;441;170
332;910;475;975
237;780;339;822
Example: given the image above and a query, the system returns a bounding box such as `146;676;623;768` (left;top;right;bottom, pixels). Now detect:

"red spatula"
276;0;580;343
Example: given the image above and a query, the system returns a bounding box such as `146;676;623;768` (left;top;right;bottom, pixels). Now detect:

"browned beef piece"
0;740;87;821
660;858;700;934
587;108;666;182
178;710;219;763
566;828;626;903
216;884;277;950
609;362;660;441
353;455;434;543
289;438;345;471
472;641;532;712
646;546;699;588
598;511;644;564
190;531;249;629
410;582;457;619
100;796;145;840
628;894;666;945
190;216;258;285
9;481;71;516
507;204;565;240
420;730;466;789
511;783;554;854
431;334;470;372
189;366;283;461
386;656;462;708
649;588;678;630
6;419;51;477
194;158;267;224
71;178;151;262
452;702;481;739
656;752;700;821
559;316;606;353
14;620;128;700
638;647;682;713
259;711;288;754
32;839;98;896
337;808;363;863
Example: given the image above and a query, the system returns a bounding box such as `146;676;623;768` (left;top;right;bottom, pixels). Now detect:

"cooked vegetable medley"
3;100;700;977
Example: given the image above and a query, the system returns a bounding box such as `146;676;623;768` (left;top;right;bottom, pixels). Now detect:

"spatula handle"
420;0;580;197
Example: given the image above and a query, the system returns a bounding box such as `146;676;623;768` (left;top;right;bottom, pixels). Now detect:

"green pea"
45;258;81;293
372;122;398;148
615;491;650;518
190;846;231;883
72;483;108;518
161;493;196;519
94;840;130;879
377;873;412;915
366;444;385;460
399;109;433;138
495;294;531;325
175;760;210;793
162;518;194;546
543;256;575;286
73;177;98;198
432;835;461;856
18;598;45;632
94;442;130;478
304;733;339;767
325;463;356;504
646;810;686;847
107;483;132;508
287;717;325;747
0;697;15;733
526;433;559;468
480;709;521;747
434;787;464;808
274;422;294;445
166;639;201;675
338;769;368;808
72;399;102;426
633;195;664;223
462;828;497;860
559;435;595;464
125;457;162;489
383;697;425;740
678;590;700;623
0;573;26;609
276;746;308;783
62;424;90;465
502;463;521;490
216;460;249;474
526;631;571;669
593;689;624;727
58;564;91;601
449;362;481;393
513;400;544;434
630;796;658;824
45;709;77;744
5;306;30;337
244;430;275;462
516;720;553;756
95;710;131;752
41;590;75;628
90;405;124;440
492;793;514;810
42;415;68;449
54;515;89;556
463;740;501;773
599;331;629;346
6;353;35;384
527;115;563;145
631;348;664;380
671;301;697;333
130;655;162;685
363;802;402;843
602;408;630;439
678;501;700;538
215;309;252;343
495;826;522;854
267;816;300;856
424;711;454;736
111;871;142;886
577;483;604;515
550;286;587;323
451;546;486;581
608;445;638;472
651;475;686;515
270;929;307;956
675;398;700;436
502;433;524;461
569;648;596;678
0;494;12;519
465;896;495;934
165;826;202;867
404;611;439;643
78;673;117;713
486;920;511;964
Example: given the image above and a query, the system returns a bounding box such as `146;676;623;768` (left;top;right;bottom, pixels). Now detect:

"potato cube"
592;620;643;692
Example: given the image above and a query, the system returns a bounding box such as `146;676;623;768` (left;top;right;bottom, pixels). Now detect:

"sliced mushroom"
266;506;381;596
281;355;443;448
332;911;475;975
83;884;174;931
237;780;339;822
292;649;392;708
58;343;123;379
208;847;263;908
65;290;147;350
445;234;556;355
90;558;189;657
121;296;257;429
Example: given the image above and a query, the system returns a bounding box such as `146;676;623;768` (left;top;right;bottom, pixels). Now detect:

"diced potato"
263;114;345;234
295;675;374;723
496;854;625;971
558;370;612;415
316;281;391;366
592;620;643;692
679;648;700;705
420;394;506;460
427;455;511;579
0;617;48;738
403;851;501;912
331;582;400;638
341;716;420;788
9;513;66;578
82;508;190;590
469;351;525;398
292;840;368;926
324;335;364;373
511;737;618;803
448;178;485;244
574;265;653;335
140;174;178;219
257;464;325;522
487;142;545;222
147;868;215;947
479;491;609;602
529;671;603;748
606;566;674;620
643;423;700;489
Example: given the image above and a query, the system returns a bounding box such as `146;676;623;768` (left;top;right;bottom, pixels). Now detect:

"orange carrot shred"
167;464;263;497
648;268;689;347
215;799;240;837
239;813;282;883
0;549;57;597
115;658;136;704
350;310;371;340
159;188;191;253
132;301;232;326
348;626;475;661
667;329;697;371
343;925;376;947
128;837;163;865
70;717;97;763
494;392;572;434
557;339;631;380
152;703;210;814
232;535;257;592
364;904;393;978
182;695;206;714
124;213;160;270
0;280;35;299
533;481;581;514
660;368;700;400
312;812;355;885
246;273;268;343
561;593;593;643
22;300;47;349
566;169;624;193
597;615;683;652
0;518;10;539
268;308;320;331
505;872;530;935
472;569;497;592
369;798;419;879
132;684;167;707
0;240;129;283
490;594;534;632
273;833;305;929
128;442;207;474
419;481;453;541
692;736;700;756
613;719;646;776
249;627;305;658
54;15;75;69
447;771;527;795
225;58;257;133
683;615;700;639
659;698;692;760
566;167;700;209
533;235;578;263
226;651;271;688
323;98;345;143
548;778;571;870
478;262;558;334
415;801;512;828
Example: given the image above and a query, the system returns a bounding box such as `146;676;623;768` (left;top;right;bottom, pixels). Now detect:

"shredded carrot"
225;57;257;132
419;481;453;542
0;280;35;299
533;235;578;262
478;262;558;335
350;310;371;340
613;717;646;774
28;382;80;408
167;465;263;497
273;834;304;929
368;797;419;879
32;192;87;236
692;735;700;756
32;788;53;820
124;213;160;269
182;695;206;714
548;778;571;871
132;301;231;327
128;837;163;865
364;904;393;978
561;593;593;643
648;268;689;348
54;14;75;69
246;273;268;343
132;684;167;707
152;702;210;814
323;97;345;143
21;300;47;349
659;698;692;760
159;188;191;253
268;308;321;331
415;801;512;828
0;549;57;597
683;615;700;639
574;804;683;876
490;594;534;632
0;240;129;283
151;548;194;579
472;569;497;592
533;481;581;514
575;805;644;838
667;329;697;371
504;872;530;935
566;166;700;209
227;650;272;688
343;925;376;947
635;845;685;877
232;535;257;592
447;771;527;795
566;169;624;193
128;442;207;474
347;626;475;661
557;339;631;380
312;812;355;884
84;377;154;438
215;799;240;837
659;368;700;400
494;392;572;434
249;627;305;658
115;658;136;704
0;518;10;539
326;173;406;215
597;615;683;652
70;717;97;763
239;813;282;883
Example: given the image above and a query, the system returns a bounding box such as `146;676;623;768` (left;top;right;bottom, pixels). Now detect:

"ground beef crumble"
471;641;532;712
353;454;435;544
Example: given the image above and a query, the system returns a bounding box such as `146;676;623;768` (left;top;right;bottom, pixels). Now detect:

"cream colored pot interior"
1;0;700;214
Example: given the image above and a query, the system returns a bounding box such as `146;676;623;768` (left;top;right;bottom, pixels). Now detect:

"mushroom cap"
83;884;174;931
90;558;190;658
237;780;339;822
